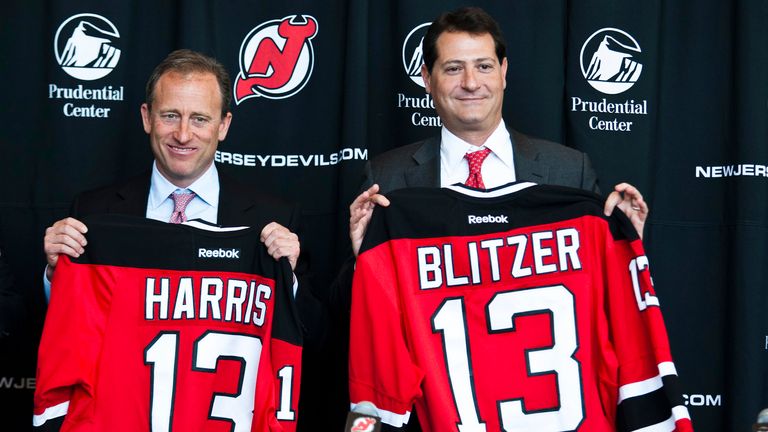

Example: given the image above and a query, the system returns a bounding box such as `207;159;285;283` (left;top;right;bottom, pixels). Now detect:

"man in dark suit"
42;46;323;335
349;7;648;258
342;7;650;431
42;48;329;429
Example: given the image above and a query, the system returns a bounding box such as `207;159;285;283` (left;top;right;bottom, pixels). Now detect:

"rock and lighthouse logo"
579;28;642;94
571;28;648;133
234;15;318;103
54;13;121;81
402;22;430;87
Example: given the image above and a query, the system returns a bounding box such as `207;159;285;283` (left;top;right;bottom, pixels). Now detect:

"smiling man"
44;50;304;282
349;7;649;258
423;30;507;147
341;7;652;431
142;69;231;189
39;49;326;429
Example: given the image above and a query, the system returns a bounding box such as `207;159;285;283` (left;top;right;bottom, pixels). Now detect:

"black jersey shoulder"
73;214;271;273
360;183;636;254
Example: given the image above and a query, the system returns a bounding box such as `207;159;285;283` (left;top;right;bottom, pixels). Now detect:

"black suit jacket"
69;167;326;347
361;129;599;194
71;169;298;229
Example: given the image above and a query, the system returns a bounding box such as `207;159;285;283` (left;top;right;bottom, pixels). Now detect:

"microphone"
344;401;382;432
754;408;768;431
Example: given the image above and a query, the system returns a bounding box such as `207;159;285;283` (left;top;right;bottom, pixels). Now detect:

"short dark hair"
422;7;507;72
145;49;232;117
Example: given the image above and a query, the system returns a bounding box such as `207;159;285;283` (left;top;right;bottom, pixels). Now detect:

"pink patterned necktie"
169;191;196;224
464;148;492;189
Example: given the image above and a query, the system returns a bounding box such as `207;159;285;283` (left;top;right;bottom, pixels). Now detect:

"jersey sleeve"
349;240;424;428
603;226;693;432
265;259;303;432
33;256;111;430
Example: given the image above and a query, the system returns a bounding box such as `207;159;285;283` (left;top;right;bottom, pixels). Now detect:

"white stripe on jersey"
658;361;678;377
445;182;537;198
672;405;692;422
182;220;249;232
618;361;678;403
32;400;69;426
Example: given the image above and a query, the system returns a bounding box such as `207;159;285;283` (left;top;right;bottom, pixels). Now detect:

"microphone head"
352;401;380;417
346;401;382;432
757;408;768;424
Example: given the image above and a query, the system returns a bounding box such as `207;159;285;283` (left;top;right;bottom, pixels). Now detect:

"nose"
461;68;480;91
173;119;191;143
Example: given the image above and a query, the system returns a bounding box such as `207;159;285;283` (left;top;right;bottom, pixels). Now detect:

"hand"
603;182;649;239
350;184;390;257
44;217;88;280
260;222;300;271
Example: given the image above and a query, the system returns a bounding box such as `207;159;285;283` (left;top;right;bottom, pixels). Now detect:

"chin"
457;110;489;121
457;116;486;126
164;165;195;179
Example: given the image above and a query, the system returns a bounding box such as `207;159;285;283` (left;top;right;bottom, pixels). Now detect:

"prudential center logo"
402;22;431;87
580;28;642;94
54;13;121;81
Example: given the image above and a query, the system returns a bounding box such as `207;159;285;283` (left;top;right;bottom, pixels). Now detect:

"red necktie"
464;148;492;189
169;191;196;224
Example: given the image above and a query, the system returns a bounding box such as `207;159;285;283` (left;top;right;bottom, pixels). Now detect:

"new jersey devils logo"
234;15;318;103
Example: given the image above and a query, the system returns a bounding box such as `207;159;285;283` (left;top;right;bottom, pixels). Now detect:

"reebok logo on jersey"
198;248;241;259
468;214;509;224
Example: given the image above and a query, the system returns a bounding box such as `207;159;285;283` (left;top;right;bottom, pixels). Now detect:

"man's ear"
421;64;432;94
218;112;233;141
501;57;508;90
140;104;151;134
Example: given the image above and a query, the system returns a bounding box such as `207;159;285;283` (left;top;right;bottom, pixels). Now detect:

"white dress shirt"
439;119;517;189
147;161;219;223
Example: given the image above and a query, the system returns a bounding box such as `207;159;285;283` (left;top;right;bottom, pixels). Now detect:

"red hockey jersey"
34;215;302;432
349;182;692;432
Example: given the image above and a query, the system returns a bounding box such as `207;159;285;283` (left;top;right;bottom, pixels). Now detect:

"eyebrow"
441;57;497;65
156;109;213;119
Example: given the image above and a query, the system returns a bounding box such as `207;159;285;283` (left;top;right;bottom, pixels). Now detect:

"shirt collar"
148;162;220;210
440;119;513;171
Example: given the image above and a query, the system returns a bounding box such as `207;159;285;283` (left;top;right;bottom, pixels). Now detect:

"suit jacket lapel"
404;136;441;187
511;129;548;184
217;171;253;225
407;130;549;188
111;172;151;217
106;169;255;224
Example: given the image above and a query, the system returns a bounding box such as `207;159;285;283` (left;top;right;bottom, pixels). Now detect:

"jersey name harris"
145;276;272;326
417;227;582;290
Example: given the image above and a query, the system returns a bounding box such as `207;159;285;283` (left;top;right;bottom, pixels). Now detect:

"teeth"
170;146;194;152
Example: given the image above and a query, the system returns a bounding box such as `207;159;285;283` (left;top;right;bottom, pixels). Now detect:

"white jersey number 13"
432;285;584;432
